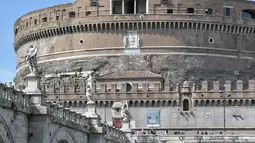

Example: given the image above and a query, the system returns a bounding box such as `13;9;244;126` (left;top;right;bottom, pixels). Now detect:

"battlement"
96;80;255;94
0;83;30;113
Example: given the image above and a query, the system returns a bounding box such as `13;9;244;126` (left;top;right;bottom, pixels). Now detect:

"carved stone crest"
123;31;143;49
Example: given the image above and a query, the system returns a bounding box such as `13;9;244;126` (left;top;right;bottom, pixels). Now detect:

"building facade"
11;0;255;142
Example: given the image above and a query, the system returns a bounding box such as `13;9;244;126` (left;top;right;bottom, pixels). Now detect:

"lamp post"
220;84;231;133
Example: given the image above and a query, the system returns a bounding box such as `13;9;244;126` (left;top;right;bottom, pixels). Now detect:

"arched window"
126;83;132;92
69;12;76;18
242;9;255;19
187;8;194;14
42;17;47;22
205;8;213;14
58;140;69;143
34;19;37;25
183;99;189;111
15;29;18;35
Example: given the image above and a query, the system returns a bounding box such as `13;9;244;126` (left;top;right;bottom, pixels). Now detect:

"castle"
7;0;255;142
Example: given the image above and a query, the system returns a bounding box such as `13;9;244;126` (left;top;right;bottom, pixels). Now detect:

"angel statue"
121;100;129;121
86;72;94;103
123;36;128;49
24;45;38;75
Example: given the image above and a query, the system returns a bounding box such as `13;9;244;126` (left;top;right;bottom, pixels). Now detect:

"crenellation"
201;81;208;91
100;84;107;93
249;80;255;91
237;80;243;91
213;81;220;92
110;84;117;93
164;82;171;92
119;83;126;93
225;80;231;91
153;83;160;92
131;83;138;93
142;83;149;92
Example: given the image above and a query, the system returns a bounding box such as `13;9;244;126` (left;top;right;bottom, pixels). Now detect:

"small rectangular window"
56;16;60;20
225;8;230;16
86;11;91;16
167;9;173;14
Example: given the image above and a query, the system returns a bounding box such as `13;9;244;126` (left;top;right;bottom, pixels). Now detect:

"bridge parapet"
102;123;126;142
46;102;90;133
0;83;30;113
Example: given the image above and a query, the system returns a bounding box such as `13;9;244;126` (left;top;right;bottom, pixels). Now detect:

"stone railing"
0;83;30;113
102;123;126;142
46;102;90;133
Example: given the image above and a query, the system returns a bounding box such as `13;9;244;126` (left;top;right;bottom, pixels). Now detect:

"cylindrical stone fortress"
14;0;255;88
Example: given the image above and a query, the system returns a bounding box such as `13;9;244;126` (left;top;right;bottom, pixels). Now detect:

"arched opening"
69;12;76;18
183;99;189;111
126;83;132;92
187;8;194;14
58;139;69;143
242;9;255;19
42;17;47;22
205;8;213;14
15;29;18;35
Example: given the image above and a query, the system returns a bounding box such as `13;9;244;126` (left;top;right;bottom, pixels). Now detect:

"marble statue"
123;36;128;48
25;45;38;75
121;100;129;121
86;72;94;102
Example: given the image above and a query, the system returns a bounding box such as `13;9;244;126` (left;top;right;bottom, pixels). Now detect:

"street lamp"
220;84;231;133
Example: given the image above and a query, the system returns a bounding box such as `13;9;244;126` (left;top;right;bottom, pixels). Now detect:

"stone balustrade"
0;83;30;113
46;101;90;133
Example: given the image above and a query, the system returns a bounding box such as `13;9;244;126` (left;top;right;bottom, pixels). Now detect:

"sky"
0;0;71;82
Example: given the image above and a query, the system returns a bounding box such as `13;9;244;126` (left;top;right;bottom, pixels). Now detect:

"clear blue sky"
0;0;71;82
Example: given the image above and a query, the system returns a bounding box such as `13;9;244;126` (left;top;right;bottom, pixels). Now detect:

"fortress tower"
13;0;255;138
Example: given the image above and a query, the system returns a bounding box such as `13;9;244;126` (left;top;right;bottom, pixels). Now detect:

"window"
187;8;194;13
86;11;91;16
205;8;213;14
136;0;146;13
147;110;160;126
124;0;135;14
183;99;189;111
15;29;18;35
225;8;230;16
111;0;147;14
42;17;47;22
242;9;255;19
161;0;168;4
167;9;173;14
69;12;76;18
56;16;60;20
126;83;132;92
113;1;122;14
90;0;98;6
34;19;37;25
58;140;69;143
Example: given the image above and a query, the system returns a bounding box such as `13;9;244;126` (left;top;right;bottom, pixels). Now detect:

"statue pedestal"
24;73;46;106
84;101;100;123
121;119;132;133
